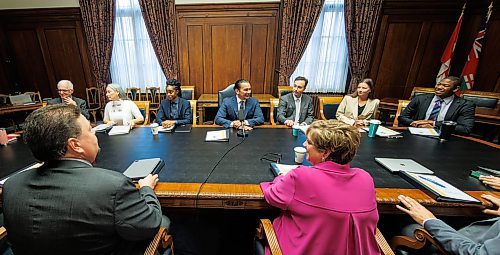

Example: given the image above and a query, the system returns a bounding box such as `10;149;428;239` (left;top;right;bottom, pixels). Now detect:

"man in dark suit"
398;76;475;135
47;80;90;119
215;79;264;129
277;76;314;127
2;104;167;254
156;79;192;128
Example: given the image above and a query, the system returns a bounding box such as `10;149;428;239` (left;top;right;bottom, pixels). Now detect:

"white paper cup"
294;146;307;164
150;123;159;135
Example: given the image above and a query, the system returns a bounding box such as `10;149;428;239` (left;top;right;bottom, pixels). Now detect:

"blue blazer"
215;96;264;128
156;97;192;125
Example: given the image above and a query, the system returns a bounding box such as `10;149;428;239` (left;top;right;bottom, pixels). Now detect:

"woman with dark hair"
336;78;380;126
260;120;380;255
156;79;192;128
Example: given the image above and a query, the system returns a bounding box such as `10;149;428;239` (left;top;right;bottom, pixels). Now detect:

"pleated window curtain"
291;0;348;93
110;0;167;90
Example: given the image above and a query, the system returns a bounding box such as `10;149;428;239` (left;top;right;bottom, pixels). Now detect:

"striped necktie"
428;99;444;121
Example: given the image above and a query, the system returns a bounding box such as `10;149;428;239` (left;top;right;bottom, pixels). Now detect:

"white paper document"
362;126;401;137
407;172;480;203
108;125;131;135
408;127;439;137
92;124;112;132
158;126;175;132
271;163;298;176
205;130;229;141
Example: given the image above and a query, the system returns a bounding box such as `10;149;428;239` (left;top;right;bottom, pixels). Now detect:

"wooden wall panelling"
0;8;94;100
369;0;500;100
177;3;279;99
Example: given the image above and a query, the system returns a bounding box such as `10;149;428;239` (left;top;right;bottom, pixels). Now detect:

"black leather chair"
218;84;235;107
463;91;499;109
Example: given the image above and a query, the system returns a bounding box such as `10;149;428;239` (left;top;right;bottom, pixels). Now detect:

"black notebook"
175;124;192;133
123;158;164;180
399;171;481;204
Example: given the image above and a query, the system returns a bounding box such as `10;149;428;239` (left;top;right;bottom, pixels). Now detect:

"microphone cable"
194;130;247;208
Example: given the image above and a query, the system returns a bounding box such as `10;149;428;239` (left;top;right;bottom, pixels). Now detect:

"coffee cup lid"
369;119;381;124
294;147;306;153
150;123;159;127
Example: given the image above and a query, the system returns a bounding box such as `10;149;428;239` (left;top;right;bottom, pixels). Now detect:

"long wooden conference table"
1;125;499;217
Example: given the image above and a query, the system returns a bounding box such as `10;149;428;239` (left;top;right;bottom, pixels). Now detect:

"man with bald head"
47;80;90;119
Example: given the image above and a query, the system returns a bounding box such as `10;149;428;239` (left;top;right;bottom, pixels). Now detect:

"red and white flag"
436;3;466;84
460;2;493;91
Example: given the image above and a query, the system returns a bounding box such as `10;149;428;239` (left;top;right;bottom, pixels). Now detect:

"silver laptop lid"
375;158;434;174
9;94;33;106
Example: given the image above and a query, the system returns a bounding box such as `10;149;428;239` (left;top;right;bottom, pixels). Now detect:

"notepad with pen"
399;171;481;204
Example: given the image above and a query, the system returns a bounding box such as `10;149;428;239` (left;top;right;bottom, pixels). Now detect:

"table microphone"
237;108;248;137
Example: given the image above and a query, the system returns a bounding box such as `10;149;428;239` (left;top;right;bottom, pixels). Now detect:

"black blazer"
47;96;90;120
398;94;475;135
2;160;163;255
156;97;192;125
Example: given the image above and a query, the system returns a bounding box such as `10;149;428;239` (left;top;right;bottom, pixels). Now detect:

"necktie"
240;100;245;111
294;98;300;123
170;102;178;119
428;99;443;121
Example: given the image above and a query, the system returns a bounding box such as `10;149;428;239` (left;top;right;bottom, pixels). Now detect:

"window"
110;0;166;91
291;0;348;93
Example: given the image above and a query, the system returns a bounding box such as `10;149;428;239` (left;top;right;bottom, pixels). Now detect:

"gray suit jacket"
2;160;163;255
425;217;500;254
48;96;90;119
277;93;314;125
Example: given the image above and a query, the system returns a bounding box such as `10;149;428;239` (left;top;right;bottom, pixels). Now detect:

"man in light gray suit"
396;175;500;254
277;76;314;127
47;79;90;119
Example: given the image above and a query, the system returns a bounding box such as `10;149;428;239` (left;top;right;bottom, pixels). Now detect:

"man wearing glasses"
398;76;475;135
47;80;90;119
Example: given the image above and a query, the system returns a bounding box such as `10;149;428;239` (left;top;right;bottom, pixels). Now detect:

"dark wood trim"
0;8;82;22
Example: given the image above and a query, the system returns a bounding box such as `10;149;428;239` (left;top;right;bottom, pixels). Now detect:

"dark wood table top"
0;103;43;115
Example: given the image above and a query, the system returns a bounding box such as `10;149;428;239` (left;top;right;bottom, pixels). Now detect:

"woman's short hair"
350;78;375;99
23;104;82;162
306;119;361;165
106;83;128;100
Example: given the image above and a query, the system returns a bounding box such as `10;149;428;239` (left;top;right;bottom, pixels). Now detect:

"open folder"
399;171;481;204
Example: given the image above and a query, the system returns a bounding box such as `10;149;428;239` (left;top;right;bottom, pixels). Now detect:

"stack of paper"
158;125;175;133
362;126;401;137
408;127;439;137
205;130;229;142
270;163;298;176
108;125;131;135
92;124;112;133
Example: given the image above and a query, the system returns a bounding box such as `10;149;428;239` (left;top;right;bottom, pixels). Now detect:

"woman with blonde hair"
336;78;380;126
260;119;380;255
103;84;144;127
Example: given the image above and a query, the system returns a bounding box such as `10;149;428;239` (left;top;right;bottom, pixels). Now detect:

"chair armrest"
375;228;395;255
0;226;7;240
255;219;282;255
391;227;448;255
144;227;174;255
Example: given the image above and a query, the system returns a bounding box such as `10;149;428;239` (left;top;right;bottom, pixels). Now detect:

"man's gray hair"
57;80;74;89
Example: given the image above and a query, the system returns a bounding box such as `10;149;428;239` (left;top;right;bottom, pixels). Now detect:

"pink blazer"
260;161;381;255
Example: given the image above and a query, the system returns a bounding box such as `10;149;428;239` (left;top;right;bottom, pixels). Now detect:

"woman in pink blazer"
260;120;380;255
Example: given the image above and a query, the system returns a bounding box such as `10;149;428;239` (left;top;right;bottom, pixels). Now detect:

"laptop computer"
9;94;34;106
375;158;434;174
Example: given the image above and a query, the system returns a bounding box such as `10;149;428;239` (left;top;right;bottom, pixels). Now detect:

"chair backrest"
393;100;410;127
23;91;42;103
218;84;235;107
410;87;434;99
126;87;141;101
278;85;293;99
463;90;499;109
189;100;197;125
319;96;343;120
146;87;161;106
86;87;101;109
181;86;195;100
133;101;150;125
269;98;280;125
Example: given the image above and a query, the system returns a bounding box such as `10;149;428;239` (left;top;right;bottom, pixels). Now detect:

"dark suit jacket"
156;97;192;125
215;96;264;128
276;93;314;125
2;160;163;255
47;96;90;120
398;94;475;135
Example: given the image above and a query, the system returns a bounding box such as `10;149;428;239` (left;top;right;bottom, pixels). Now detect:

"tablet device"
123;158;164;180
375;158;434;174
